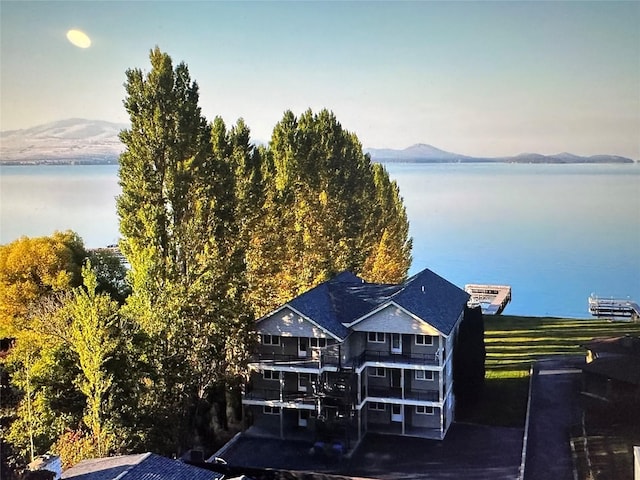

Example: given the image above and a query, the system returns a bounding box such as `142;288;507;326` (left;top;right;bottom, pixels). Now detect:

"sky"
1;1;639;158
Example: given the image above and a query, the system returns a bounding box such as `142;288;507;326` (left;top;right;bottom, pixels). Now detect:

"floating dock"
465;284;512;315
588;295;640;319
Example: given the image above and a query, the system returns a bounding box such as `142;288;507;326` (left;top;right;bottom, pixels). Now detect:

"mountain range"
1;118;126;164
364;143;635;164
0;119;635;164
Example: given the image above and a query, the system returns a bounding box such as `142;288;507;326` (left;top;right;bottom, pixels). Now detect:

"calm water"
1;163;639;318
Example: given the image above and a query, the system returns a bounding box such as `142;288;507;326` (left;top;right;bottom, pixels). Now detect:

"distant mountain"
366;144;635;164
1;119;635;165
365;143;472;162
0;118;126;164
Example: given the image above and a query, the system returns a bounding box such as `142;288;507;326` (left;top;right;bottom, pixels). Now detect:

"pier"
588;295;640;320
465;284;512;315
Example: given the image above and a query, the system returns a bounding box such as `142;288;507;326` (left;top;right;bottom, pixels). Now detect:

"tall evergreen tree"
247;109;412;316
117;47;248;452
361;163;413;283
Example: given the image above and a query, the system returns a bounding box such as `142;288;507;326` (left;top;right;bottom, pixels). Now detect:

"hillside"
1;119;635;164
0;118;126;164
365;145;635;164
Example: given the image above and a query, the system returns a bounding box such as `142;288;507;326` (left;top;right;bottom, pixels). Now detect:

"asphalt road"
220;423;523;479
524;357;584;480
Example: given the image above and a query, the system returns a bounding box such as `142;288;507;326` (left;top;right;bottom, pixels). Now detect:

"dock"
588;295;640;319
465;284;512;315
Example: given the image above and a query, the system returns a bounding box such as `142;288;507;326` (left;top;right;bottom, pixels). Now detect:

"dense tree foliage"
2;48;413;468
246;109;412;315
453;305;486;409
0;231;85;336
117;47;254;453
0;235;137;472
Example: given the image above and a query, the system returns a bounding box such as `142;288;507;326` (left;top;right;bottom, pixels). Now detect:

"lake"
1;162;638;318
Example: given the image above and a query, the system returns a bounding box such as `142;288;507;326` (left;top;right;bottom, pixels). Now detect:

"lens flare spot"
66;29;91;48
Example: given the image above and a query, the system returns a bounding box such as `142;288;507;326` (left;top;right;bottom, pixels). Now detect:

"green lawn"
460;315;640;427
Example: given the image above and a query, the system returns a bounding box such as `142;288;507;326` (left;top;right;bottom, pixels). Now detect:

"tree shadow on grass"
457;375;529;427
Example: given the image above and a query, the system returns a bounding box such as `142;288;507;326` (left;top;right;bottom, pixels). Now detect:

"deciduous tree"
246;109;412;315
117;47;253;452
0;231;86;336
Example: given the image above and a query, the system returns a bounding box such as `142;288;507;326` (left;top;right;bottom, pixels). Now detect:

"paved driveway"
524;357;584;480
220;423;523;479
346;425;522;480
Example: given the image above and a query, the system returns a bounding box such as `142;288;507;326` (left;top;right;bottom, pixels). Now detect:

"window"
263;406;280;415
415;405;434;415
310;337;327;348
262;334;280;346
415;370;434;381
368;402;386;411
298;373;310;392
368;332;385;343
415;334;433;346
263;370;280;381
369;367;385;377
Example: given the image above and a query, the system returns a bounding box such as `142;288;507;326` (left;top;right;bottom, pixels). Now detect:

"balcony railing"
250;345;341;369
354;350;438;368
243;387;316;405
366;387;439;402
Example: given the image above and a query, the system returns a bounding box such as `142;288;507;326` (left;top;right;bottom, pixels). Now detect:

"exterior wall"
366;367;389;388
258;307;332;338
348;332;367;360
295;372;316;393
408;335;440;357
249;370;280;394
365;333;389;353
445;392;455;430
445;356;454;390
366;403;390;424
407;369;439;392
247;371;318;399
444;319;459;360
350;304;441;336
409;406;441;428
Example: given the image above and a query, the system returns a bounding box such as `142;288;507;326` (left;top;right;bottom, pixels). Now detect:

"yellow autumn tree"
0;231;85;336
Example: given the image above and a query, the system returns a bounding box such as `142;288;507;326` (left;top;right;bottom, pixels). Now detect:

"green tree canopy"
117;47;253;453
246;109;412;316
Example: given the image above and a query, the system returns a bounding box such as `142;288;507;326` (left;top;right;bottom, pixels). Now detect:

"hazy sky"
1;1;639;158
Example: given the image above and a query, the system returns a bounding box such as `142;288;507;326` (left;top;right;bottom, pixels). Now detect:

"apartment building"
242;268;470;447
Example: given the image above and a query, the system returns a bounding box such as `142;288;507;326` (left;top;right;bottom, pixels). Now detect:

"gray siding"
409;406;440;428
250;370;280;393
350;304;442;336
367;404;390;424
407;370;439;391
258;307;332;338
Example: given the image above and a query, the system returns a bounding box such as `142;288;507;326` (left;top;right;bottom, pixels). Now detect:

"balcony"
354;350;439;368
250;345;342;371
243;387;316;407
365;387;440;402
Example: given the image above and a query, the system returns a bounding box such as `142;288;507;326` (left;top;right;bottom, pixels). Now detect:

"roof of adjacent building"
274;268;469;339
582;335;640;357
60;453;223;480
582;355;640;385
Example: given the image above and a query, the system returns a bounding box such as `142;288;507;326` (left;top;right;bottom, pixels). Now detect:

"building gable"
349;303;443;336
257;306;335;339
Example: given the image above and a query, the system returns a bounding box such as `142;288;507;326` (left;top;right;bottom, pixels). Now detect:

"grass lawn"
459;315;640;427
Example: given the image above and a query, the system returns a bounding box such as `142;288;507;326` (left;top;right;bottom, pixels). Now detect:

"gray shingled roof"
389;268;471;336
61;452;222;480
280;268;469;339
582;335;640;357
287;272;359;339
